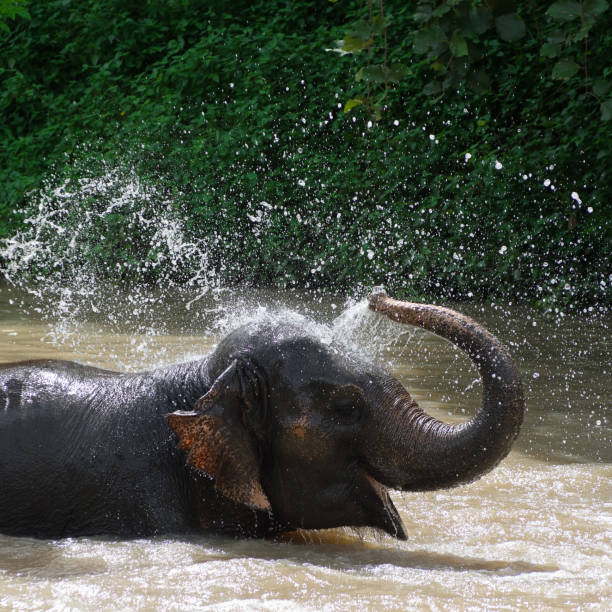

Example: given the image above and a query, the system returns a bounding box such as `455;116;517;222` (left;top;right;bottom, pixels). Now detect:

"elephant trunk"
367;288;524;491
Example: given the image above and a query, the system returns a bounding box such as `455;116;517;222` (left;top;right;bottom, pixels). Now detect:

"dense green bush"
0;0;610;310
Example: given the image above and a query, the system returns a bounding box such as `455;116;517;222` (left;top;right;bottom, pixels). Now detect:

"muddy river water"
0;285;609;611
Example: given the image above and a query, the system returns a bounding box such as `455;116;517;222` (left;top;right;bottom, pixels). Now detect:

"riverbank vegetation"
1;1;610;310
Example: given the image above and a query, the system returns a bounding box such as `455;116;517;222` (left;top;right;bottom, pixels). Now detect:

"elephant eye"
330;397;362;425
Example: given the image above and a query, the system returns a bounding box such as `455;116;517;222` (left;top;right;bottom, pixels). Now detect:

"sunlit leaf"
325;40;352;55
344;98;363;113
546;1;581;20
552;58;581;79
495;14;526;41
342;35;373;53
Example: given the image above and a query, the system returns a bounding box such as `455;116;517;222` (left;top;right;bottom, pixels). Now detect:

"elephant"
0;289;524;540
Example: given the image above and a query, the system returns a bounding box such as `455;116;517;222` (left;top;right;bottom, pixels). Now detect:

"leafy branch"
327;0;406;119
543;0;611;120
0;0;30;33
329;1;611;121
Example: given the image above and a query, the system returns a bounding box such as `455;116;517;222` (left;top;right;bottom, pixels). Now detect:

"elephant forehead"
273;339;380;382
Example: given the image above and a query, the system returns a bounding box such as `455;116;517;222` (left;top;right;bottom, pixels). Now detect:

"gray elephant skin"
0;291;524;539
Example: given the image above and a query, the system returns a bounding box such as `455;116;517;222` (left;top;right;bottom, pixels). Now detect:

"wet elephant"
0;290;524;539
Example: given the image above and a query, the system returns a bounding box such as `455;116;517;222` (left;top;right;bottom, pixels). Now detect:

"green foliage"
0;0;610;310
331;1;612;122
0;0;29;33
327;2;406;119
544;0;612;119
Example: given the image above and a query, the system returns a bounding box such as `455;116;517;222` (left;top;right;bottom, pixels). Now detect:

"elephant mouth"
360;469;407;540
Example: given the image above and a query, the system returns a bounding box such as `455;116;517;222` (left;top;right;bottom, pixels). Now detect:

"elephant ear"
167;359;271;513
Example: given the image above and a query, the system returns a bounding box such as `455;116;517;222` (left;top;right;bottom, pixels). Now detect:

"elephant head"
168;289;524;539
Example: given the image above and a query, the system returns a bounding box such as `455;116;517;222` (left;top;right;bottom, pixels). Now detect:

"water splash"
0;163;225;362
3;165;218;291
0;162;384;367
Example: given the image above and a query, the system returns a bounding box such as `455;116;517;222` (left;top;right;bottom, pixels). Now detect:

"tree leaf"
572;24;593;42
371;14;390;36
540;42;562;58
342;35;373;53
414;3;434;24
387;63;408;83
433;4;451;18
592;79;611;97
325;39;359;55
548;29;567;44
358;65;387;84
449;30;468;57
601;99;612;121
414;26;445;54
346;20;374;41
583;0;609;18
495;14;526;41
546;1;581;21
469;7;493;35
423;80;443;96
552;58;581;79
344;98;363;113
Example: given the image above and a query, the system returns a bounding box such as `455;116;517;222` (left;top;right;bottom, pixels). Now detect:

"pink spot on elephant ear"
167;410;201;451
167;411;271;513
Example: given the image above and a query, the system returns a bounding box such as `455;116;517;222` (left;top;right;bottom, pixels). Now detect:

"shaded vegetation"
0;0;610;310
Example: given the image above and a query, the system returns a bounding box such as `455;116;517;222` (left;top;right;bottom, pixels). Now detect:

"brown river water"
0;285;610;611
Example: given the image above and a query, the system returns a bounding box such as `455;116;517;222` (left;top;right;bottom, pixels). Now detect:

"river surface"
0;285;610;611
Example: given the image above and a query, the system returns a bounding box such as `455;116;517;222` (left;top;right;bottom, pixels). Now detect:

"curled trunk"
368;288;524;491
